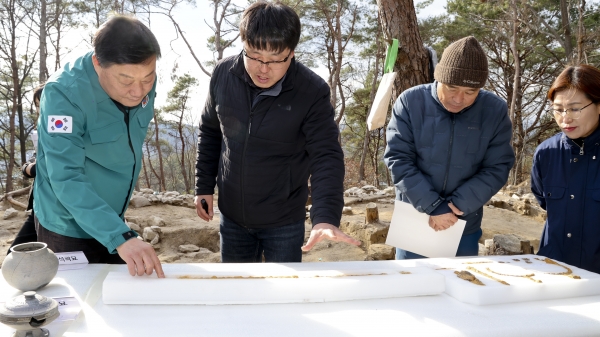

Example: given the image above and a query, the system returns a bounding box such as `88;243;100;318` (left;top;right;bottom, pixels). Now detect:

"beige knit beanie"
434;36;488;88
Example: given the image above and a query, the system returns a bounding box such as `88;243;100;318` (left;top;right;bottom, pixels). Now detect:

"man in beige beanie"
384;36;515;259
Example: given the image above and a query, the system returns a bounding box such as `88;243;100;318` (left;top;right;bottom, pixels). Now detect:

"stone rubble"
129;189;197;209
3;208;18;220
179;244;201;253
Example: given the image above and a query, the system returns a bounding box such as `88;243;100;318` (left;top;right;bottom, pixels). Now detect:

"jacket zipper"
441;115;456;195
119;107;136;218
575;141;585;155
240;110;253;227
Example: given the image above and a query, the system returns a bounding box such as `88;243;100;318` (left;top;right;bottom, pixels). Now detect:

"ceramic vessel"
0;291;59;337
2;242;59;291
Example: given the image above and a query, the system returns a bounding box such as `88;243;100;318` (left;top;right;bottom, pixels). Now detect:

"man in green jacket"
34;16;164;278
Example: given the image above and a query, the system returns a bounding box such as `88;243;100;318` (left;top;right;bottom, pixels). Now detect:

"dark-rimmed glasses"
550;101;595;120
242;49;292;70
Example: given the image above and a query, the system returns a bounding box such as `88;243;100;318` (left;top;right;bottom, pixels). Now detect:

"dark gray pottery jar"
0;291;60;337
2;242;59;291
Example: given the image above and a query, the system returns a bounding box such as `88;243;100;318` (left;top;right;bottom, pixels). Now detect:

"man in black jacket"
194;1;360;263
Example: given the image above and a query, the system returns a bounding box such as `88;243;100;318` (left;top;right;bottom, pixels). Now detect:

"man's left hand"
301;223;361;251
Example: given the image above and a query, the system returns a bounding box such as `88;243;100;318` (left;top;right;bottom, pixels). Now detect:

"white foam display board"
102;262;444;305
420;254;600;305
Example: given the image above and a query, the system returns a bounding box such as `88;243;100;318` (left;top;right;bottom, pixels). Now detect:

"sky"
58;0;448;122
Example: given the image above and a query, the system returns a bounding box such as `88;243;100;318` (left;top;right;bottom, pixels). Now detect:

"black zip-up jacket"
195;53;344;229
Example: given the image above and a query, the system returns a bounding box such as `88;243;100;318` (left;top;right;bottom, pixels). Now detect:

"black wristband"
122;230;138;241
29;163;36;178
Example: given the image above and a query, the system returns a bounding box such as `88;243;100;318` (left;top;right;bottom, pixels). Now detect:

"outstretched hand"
301;223;361;252
117;238;165;278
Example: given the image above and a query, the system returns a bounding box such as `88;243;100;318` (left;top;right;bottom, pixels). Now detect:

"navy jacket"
195;53;344;229
531;124;600;273
384;82;514;235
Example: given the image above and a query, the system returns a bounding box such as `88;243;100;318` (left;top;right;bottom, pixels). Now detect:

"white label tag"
56;251;88;270
52;297;82;321
48;115;73;133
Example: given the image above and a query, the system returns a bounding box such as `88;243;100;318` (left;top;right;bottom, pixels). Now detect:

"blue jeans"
219;214;305;263
395;228;482;260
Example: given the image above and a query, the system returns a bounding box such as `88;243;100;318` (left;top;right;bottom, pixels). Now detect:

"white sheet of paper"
385;200;466;258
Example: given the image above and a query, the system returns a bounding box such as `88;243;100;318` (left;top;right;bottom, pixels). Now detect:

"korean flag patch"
141;94;149;108
48;116;73;133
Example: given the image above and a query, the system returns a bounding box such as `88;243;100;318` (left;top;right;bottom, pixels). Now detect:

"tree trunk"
145;142;161;190
6;2;19;193
178;102;190;193
142;152;150;188
54;5;62;72
377;0;431;99
359;21;384;182
560;0;573;62
153;114;166;191
508;0;525;184
39;0;49;82
576;0;586;64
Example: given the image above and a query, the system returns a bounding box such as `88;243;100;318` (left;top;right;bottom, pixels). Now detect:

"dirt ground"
0;193;545;265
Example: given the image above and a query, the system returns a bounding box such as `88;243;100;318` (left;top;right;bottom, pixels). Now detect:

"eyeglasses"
242;49;292;70
550;101;595;120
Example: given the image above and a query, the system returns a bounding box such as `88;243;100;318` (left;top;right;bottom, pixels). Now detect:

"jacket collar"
83;51;112;105
561;117;600;152
431;80;482;115
229;51;296;93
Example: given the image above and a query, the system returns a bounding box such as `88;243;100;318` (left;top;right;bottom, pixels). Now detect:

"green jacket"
33;51;156;253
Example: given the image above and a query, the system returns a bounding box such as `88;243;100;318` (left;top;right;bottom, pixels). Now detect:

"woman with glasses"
531;64;600;273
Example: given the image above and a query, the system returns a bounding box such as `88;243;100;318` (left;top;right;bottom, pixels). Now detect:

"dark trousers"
219;214;306;263
7;211;38;255
34;215;125;264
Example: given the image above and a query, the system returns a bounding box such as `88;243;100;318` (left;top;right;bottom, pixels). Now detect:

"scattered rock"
159;254;180;263
361;185;377;192
368;244;394;260
128;222;141;232
130;196;151;208
342;207;353;215
139;188;154;194
184;248;213;259
150;216;165;227
3;208;18;220
383;186;395;196
143;227;160;245
179;244;201;253
344;187;362;197
341;220;388;251
485;234;534;255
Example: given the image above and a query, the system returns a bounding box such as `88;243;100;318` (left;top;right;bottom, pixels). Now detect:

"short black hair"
93;15;161;67
33;83;45;107
239;1;301;53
